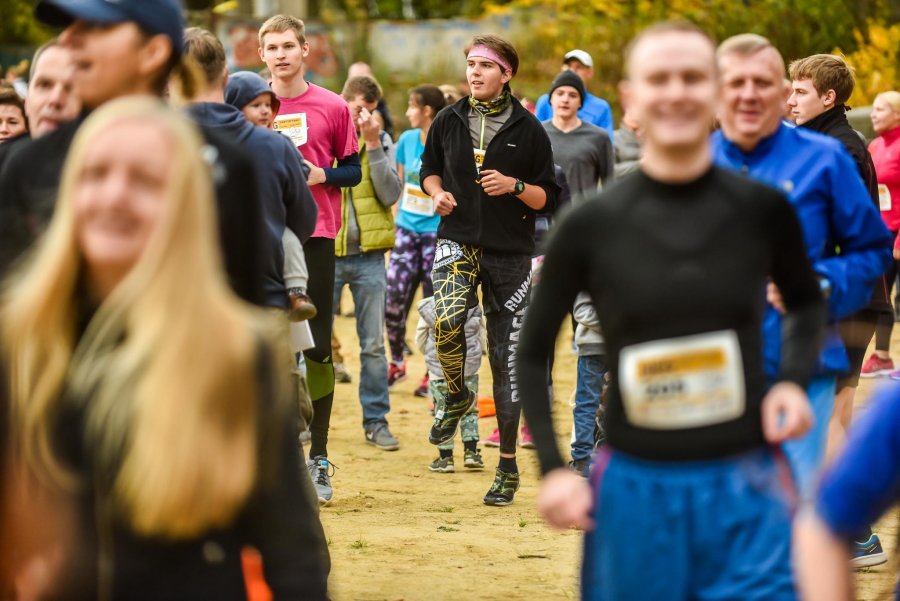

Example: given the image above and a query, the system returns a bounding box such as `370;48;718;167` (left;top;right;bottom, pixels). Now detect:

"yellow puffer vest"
335;135;396;257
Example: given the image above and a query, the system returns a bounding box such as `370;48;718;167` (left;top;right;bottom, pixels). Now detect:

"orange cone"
478;395;496;418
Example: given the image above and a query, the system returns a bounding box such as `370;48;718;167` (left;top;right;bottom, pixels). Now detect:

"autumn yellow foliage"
837;21;900;107
483;0;896;118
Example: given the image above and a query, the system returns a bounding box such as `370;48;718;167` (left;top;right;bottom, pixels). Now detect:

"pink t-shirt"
273;82;359;239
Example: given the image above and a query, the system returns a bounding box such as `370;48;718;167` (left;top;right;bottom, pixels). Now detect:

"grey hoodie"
416;296;484;379
573;291;604;357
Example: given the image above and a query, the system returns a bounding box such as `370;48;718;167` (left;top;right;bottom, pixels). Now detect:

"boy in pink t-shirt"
259;14;361;506
274;86;359;238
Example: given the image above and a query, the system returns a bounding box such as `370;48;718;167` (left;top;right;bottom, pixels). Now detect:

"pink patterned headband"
467;45;512;74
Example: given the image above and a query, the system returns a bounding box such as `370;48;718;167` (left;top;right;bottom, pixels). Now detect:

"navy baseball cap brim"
35;0;185;57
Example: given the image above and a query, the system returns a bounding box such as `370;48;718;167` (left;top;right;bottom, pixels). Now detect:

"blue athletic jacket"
712;123;892;378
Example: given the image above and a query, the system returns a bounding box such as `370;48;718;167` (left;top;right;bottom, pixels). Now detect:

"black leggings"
874;258;898;351
304;237;336;459
432;240;532;456
837;309;879;389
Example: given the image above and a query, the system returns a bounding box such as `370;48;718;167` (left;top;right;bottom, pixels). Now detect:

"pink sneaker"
388;361;407;386
520;423;535;449
861;354;894;378
484;427;500;447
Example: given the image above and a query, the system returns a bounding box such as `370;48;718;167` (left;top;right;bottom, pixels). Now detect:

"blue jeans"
583;447;796;601
333;251;391;428
573;355;606;461
782;375;836;499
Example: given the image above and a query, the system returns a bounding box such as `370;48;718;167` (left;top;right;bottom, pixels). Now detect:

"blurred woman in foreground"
1;97;328;600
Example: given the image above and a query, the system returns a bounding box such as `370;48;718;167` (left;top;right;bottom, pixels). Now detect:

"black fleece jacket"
420;97;560;255
802;106;880;206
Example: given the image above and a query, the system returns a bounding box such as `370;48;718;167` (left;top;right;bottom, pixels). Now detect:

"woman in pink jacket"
863;91;900;378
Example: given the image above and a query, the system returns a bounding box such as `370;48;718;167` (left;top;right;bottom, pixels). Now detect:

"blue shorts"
782;375;836;499
582;447;797;601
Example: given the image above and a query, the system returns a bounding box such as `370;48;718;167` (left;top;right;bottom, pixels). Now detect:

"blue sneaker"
851;534;888;569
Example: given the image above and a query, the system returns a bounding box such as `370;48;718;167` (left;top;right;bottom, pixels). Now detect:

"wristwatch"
513;179;525;196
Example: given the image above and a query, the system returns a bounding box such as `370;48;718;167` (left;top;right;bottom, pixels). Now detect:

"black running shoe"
429;389;475;445
483;468;520;506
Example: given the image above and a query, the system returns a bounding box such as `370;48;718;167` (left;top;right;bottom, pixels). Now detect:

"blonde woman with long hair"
1;97;328;600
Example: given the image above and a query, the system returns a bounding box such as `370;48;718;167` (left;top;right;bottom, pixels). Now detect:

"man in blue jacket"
711;33;892;501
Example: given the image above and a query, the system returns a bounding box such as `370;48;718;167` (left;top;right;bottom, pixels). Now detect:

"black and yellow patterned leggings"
432;239;532;455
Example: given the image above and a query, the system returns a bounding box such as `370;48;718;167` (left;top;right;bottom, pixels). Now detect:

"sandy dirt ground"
320;292;899;601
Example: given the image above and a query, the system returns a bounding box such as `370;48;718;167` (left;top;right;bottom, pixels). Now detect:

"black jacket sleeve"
419;111;446;194
527;122;560;214
323;152;361;188
200;127;266;306
517;210;589;474
0;152;31;278
237;342;330;600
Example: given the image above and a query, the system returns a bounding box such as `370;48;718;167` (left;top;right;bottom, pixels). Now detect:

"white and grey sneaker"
464;449;484;470
365;422;400;451
306;455;335;505
428;455;455;472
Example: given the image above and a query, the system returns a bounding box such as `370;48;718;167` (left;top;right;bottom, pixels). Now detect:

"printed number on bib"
879;184;892;212
273;113;308;148
401;183;434;217
473;148;486;180
619;330;745;430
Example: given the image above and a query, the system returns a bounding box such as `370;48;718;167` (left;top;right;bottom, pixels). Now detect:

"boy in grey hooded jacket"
571;292;607;476
416;296;485;472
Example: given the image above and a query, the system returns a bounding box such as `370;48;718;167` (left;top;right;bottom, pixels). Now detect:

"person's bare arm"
793;508;852;601
537;468;594;531
760;381;813;443
479;169;547;210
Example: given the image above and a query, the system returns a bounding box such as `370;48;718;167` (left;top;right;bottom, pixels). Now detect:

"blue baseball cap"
35;0;185;57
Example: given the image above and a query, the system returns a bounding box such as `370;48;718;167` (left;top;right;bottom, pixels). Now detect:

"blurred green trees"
0;0;52;46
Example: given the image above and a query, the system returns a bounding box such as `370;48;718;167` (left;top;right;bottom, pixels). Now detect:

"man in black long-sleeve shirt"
518;22;825;601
